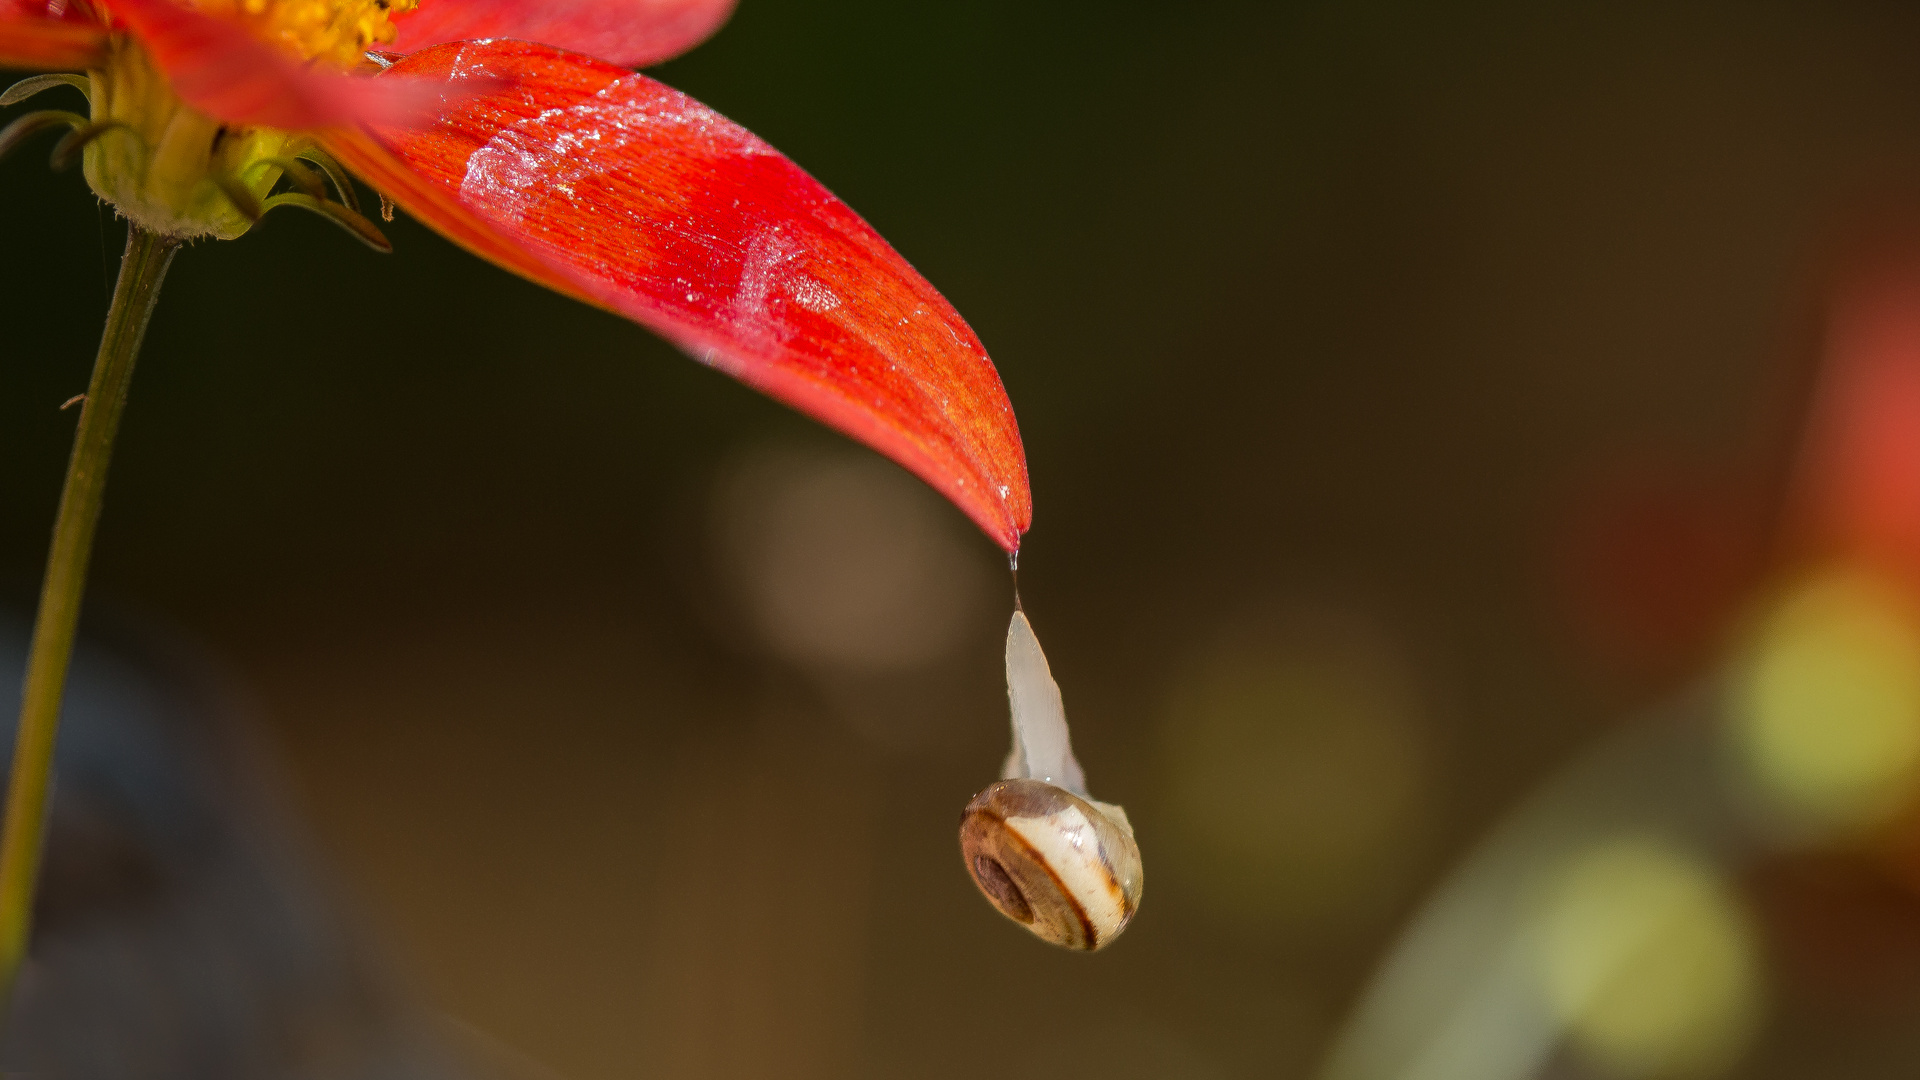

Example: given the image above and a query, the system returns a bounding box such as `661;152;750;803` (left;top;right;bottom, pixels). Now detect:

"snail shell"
960;777;1143;950
960;611;1144;950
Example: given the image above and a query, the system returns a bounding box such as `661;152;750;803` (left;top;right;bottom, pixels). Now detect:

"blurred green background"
8;1;1920;1077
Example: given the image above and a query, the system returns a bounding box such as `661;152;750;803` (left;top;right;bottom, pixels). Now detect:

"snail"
959;611;1143;950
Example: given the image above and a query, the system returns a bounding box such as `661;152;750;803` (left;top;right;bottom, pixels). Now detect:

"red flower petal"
388;0;735;68
1;1;108;70
323;40;1030;550
101;0;443;129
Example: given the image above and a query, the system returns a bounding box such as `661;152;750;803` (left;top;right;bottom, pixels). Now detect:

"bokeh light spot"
1533;837;1759;1079
1162;612;1430;935
710;444;991;674
1734;568;1920;831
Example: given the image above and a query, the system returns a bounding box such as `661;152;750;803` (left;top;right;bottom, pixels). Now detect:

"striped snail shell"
961;778;1143;950
960;612;1143;950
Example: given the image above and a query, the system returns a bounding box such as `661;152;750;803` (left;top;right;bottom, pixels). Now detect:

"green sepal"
0;110;86;165
50;121;132;172
255;156;328;200
294;147;361;214
214;172;264;222
260;193;393;253
0;74;90;109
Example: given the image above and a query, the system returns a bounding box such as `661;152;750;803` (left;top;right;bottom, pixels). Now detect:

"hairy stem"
0;226;177;1011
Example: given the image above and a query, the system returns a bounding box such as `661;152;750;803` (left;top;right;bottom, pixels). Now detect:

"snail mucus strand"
959;612;1143;950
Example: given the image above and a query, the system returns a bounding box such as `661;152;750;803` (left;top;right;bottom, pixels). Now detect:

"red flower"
0;0;1032;550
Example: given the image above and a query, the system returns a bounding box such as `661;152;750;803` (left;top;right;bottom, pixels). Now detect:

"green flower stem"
0;225;177;1009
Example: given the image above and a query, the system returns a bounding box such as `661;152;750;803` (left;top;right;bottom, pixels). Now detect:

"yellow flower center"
187;0;419;71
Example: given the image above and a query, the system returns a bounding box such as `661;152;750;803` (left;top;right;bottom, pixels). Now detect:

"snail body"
960;612;1144;950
